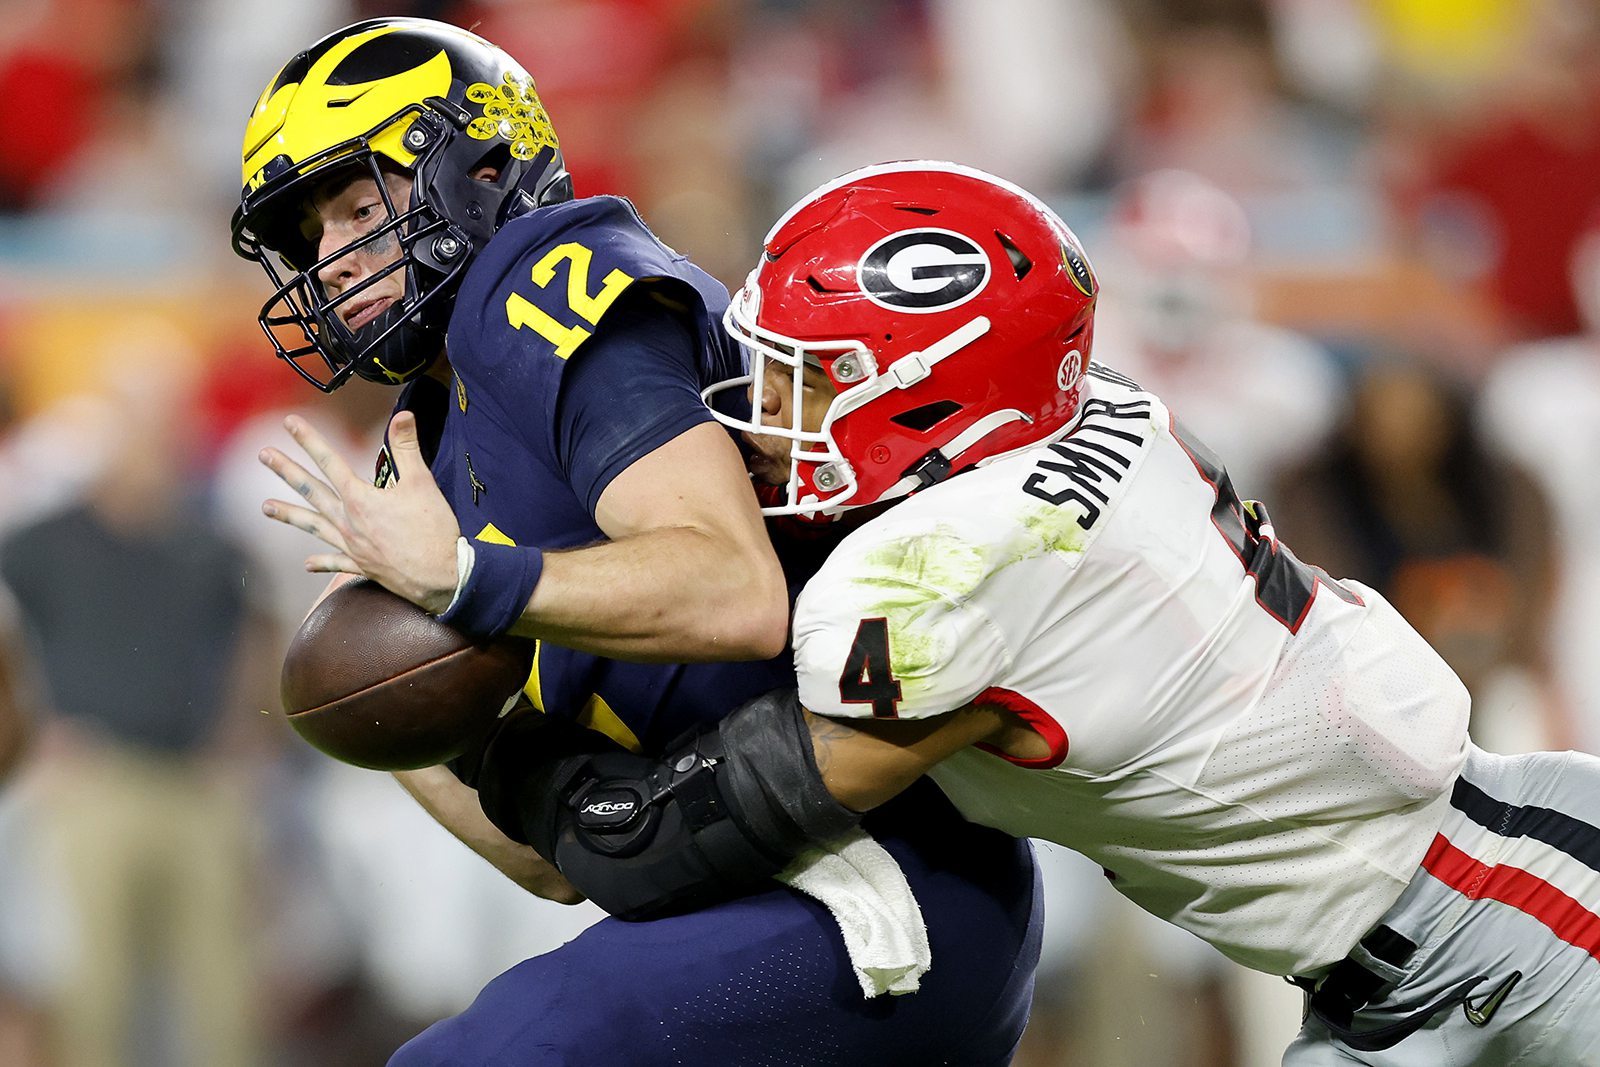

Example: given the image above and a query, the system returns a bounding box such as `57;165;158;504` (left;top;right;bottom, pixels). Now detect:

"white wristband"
443;536;475;616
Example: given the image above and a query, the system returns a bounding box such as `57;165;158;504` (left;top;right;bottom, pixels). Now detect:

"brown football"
281;579;534;771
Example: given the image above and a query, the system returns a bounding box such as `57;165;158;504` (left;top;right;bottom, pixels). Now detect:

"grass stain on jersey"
852;515;1087;694
884;611;946;697
862;530;988;597
1016;506;1089;561
854;530;981;695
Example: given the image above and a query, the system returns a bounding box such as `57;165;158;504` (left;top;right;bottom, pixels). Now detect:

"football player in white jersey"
500;163;1600;1065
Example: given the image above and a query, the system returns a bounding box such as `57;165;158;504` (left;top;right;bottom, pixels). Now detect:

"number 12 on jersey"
839;617;903;718
505;241;634;359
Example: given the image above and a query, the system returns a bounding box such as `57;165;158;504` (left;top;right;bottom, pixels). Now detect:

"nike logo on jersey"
1462;970;1521;1027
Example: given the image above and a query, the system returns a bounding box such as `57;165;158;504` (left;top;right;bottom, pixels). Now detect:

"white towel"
776;828;931;998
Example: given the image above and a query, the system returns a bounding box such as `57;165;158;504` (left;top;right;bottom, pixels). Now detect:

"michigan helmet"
231;18;573;391
705;161;1098;516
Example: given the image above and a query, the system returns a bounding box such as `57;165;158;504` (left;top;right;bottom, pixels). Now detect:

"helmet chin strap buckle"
905;449;953;490
890;354;930;388
887;316;991;391
899;407;1033;493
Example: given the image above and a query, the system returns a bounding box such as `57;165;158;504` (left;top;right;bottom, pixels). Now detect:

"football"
281;579;535;770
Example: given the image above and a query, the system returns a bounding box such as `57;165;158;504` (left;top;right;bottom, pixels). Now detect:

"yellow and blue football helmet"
231;18;572;391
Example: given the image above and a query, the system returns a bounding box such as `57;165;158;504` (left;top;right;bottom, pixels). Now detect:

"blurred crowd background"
1;0;1598;1064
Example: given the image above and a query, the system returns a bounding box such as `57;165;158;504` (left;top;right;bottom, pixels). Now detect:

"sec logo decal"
859;229;990;313
1057;349;1083;390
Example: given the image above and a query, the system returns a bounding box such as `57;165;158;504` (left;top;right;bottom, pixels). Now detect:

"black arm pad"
474;688;863;920
475;708;617;853
718;687;863;853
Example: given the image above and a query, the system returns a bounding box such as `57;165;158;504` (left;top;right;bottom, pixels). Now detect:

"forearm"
803;706;1008;813
495;689;866;920
510;525;789;662
393;765;584;904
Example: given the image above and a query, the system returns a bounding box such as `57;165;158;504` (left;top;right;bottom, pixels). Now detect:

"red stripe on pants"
1422;833;1600;961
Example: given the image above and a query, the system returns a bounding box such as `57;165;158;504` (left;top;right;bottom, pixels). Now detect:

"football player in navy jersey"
237;18;1039;1065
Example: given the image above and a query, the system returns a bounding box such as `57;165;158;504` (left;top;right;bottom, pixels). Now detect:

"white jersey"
793;367;1470;977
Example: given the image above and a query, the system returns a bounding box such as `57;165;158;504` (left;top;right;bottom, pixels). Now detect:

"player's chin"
744;455;790;487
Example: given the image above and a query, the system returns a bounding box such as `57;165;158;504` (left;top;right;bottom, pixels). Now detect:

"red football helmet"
706;161;1099;516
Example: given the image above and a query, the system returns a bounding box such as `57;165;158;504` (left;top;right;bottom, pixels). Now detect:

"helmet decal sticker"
465;73;558;161
1061;236;1096;298
858;229;990;313
1057;349;1083;391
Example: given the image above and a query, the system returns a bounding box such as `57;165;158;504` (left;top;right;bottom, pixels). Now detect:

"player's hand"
260;412;461;614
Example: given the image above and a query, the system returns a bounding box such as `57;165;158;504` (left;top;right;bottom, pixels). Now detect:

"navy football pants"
391;781;1041;1066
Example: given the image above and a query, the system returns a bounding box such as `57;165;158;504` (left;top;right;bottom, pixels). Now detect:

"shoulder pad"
793;509;1019;722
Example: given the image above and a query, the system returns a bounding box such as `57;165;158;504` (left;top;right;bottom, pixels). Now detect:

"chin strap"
889;407;1033;495
837;316;1024;500
341;301;445;386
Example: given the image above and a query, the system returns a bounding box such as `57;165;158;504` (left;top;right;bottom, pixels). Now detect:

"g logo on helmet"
858;229;990;314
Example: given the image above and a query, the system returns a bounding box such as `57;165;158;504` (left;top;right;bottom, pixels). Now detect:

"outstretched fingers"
260;446;344;518
283;414;361;493
262;498;352;555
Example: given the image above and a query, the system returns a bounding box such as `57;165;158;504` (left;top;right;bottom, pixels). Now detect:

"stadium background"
1;1;1597;1064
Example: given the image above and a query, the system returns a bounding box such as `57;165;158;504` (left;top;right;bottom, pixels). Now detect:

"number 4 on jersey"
839;618;903;718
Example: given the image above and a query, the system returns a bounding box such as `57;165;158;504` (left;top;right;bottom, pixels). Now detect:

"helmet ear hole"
891;400;962;432
469;142;511;177
995;230;1033;280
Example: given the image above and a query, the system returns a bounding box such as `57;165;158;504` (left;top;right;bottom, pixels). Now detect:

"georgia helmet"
705;161;1099;516
230;18;573;391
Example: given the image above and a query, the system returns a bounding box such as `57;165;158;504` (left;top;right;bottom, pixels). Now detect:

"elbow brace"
475;688;860;920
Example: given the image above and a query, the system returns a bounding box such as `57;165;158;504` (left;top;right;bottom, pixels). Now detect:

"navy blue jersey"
379;196;792;754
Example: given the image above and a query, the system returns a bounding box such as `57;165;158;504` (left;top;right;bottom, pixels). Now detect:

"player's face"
305;169;413;332
745;362;836;485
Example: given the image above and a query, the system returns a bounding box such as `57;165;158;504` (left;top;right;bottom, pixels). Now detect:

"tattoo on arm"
806;712;859;779
798;703;1024;813
800;709;941;813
